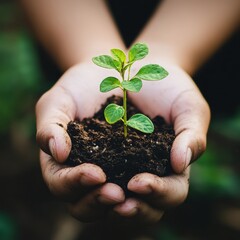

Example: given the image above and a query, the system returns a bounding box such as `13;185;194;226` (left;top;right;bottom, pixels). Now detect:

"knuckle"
36;128;45;144
36;128;51;154
197;134;207;152
177;188;188;205
192;133;207;161
175;179;189;206
35;90;51;112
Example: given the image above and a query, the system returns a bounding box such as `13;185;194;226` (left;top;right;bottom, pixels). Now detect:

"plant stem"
123;88;127;137
121;64;132;138
127;64;132;80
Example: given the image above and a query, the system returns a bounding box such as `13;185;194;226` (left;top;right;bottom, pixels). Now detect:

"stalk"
122;64;132;137
121;69;128;137
123;88;127;137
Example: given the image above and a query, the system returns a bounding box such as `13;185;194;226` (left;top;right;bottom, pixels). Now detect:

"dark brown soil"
66;96;175;192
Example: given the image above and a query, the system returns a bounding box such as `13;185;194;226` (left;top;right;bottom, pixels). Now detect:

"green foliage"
100;77;121;92
111;49;126;64
92;55;117;70
104;104;124;124
128;42;148;62
0;213;17;240
92;43;168;137
190;139;240;198
136;64;169;80
0;29;45;134
127;114;154;133
212;109;240;141
122;78;142;92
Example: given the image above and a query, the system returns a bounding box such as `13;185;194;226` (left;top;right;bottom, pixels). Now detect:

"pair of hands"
36;59;210;224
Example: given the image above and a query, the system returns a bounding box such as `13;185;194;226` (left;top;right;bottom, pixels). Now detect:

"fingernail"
128;176;153;194
128;181;152;194
49;138;57;159
97;193;124;204
185;148;192;169
80;173;104;186
114;200;138;216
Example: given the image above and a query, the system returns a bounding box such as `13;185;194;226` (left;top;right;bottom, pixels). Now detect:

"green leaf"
104;104;124;124
92;55;117;70
122;78;142;92
135;64;168;80
111;49;126;63
127;114;154;133
100;77;121;92
113;59;122;72
128;43;148;62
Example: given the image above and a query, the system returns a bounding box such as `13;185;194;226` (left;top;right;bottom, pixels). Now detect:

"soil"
66;96;175;193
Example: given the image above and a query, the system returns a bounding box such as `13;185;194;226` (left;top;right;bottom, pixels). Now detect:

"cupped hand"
111;167;190;225
114;61;210;224
129;62;210;173
36;63;126;222
36;60;210;224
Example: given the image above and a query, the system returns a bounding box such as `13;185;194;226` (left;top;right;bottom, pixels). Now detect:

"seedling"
92;43;168;137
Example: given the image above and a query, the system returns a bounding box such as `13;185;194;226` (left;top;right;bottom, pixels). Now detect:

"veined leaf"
111;49;126;63
127;114;154;133
100;77;121;92
113;59;122;72
104;104;124;124
122;78;142;92
135;64;168;80
92;55;118;70
128;43;148;62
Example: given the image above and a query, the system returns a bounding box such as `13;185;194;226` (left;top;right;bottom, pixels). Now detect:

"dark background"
0;1;239;239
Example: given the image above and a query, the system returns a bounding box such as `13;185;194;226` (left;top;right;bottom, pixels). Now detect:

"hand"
36;63;127;222
129;62;210;173
116;61;210;224
36;61;209;224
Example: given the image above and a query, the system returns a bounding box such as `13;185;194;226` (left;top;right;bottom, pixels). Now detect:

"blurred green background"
0;1;239;240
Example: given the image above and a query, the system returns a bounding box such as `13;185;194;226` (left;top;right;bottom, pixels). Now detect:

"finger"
171;128;207;173
36;85;76;162
68;183;125;222
112;198;164;224
170;88;210;173
40;151;106;201
128;169;190;209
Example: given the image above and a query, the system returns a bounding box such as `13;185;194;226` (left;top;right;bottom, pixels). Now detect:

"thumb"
36;86;76;162
171;129;207;173
170;89;210;173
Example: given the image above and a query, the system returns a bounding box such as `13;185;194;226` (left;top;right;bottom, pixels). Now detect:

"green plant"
92;43;168;137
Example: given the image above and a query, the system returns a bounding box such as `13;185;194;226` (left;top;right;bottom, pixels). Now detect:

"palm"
54;63;122;120
36;62;210;223
129;64;210;172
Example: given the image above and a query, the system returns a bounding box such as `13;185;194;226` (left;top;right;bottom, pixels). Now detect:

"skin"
36;62;193;223
20;0;240;224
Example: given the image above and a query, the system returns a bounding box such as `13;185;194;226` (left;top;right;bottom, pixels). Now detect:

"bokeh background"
0;1;240;239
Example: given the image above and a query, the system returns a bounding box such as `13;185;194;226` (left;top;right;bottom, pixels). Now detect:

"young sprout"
92;43;168;137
